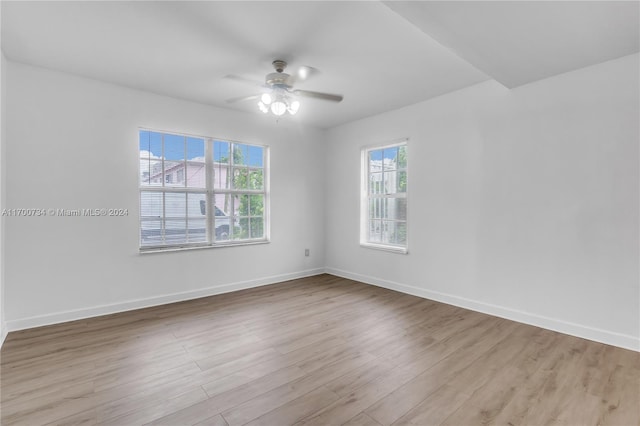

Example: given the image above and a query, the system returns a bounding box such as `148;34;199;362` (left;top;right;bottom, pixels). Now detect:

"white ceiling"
384;1;640;89
2;1;638;129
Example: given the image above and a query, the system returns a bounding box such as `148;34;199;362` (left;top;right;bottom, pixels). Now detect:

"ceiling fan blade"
223;74;266;89
293;90;343;102
226;94;261;104
285;66;319;86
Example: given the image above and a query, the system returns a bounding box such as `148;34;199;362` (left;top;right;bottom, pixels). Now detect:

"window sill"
140;239;270;254
360;242;408;254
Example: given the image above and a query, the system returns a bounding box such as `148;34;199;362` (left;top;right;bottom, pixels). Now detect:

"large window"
139;130;268;250
361;140;407;253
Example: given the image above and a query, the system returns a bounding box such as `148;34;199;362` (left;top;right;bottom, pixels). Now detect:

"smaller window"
361;140;408;253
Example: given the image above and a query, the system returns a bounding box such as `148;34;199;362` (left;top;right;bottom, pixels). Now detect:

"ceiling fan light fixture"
270;101;287;116
288;100;300;115
258;101;268;113
261;93;272;105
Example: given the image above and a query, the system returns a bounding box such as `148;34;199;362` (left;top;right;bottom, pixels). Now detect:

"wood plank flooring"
1;274;638;426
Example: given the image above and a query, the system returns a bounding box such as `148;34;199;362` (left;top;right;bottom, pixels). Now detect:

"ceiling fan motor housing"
266;72;290;87
267;60;290;87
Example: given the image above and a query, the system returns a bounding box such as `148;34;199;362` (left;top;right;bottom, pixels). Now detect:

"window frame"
360;139;408;254
138;129;270;252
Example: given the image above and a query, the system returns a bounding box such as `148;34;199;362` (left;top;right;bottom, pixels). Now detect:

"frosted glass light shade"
271;101;287;116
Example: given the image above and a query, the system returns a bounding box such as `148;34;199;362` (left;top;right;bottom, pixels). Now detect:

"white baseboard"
325;267;640;352
6;268;325;332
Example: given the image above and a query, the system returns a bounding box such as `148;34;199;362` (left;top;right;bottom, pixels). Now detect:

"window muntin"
139;130;268;250
362;141;407;252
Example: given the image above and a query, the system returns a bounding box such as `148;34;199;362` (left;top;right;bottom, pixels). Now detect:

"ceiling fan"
225;60;343;116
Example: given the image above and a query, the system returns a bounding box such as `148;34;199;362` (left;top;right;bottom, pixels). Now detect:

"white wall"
4;61;326;329
325;54;639;351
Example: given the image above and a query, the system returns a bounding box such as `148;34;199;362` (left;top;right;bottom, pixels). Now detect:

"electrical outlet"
305;249;310;257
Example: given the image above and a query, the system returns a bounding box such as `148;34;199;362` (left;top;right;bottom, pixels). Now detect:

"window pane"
214;194;232;216
164;134;185;161
187;193;207;218
383;147;398;171
140;191;163;219
233;194;264;218
165;192;186;218
397;146;407;169
384;170;398;194
235;217;249;240
248;145;264;167
139;130;150;152
395;222;407;245
387;198;407;221
140;158;163;186
232;144;249;166
369;149;383;173
186;163;206;188
187;218;207;243
213;164;231;190
397;171;407;193
187;137;205;161
140;191;164;245
381;220;407;245
140;131;163;186
233;167;249;190
381;220;396;245
370;198;384;219
164;161;184;187
250;217;264;239
249;194;264;216
214;195;232;241
214;219;231;241
369;220;382;243
139;131;162;158
370;172;383;195
248;169;264;190
236;194;249;217
213;140;230;190
140;220;163;246
164;219;187;245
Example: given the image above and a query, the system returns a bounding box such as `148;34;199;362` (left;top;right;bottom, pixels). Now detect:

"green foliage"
233;169;264;239
397;146;407;192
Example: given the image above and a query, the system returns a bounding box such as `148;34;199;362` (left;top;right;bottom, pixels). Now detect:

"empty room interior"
0;1;639;425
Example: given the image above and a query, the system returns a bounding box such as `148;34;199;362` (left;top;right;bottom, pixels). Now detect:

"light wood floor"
1;274;638;426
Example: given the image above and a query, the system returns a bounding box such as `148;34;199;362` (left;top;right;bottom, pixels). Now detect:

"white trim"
325;267;640;352
359;242;407;254
139;239;269;254
5;268;325;332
